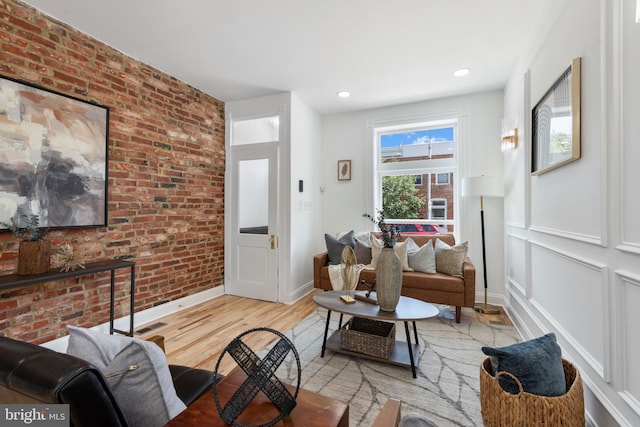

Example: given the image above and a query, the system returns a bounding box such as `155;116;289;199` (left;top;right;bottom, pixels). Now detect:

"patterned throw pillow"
434;238;468;277
67;326;186;427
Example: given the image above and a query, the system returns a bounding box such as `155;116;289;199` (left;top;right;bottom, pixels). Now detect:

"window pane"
380;127;454;163
232;115;279;145
238;158;268;234
381;172;456;233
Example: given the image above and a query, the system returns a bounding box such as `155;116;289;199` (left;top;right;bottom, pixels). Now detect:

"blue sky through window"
381;127;453;148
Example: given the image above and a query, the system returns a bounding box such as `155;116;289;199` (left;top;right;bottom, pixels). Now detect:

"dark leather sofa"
0;336;220;427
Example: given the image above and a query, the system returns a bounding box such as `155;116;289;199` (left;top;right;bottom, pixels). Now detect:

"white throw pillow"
67;326;186;427
370;237;413;271
406;238;436;274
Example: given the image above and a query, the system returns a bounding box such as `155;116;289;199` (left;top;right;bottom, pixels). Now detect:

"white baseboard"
41;286;225;353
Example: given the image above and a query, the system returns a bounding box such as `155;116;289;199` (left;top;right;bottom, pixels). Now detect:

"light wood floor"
136;289;511;376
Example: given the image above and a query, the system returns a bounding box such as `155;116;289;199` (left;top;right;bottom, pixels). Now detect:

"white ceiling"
22;0;560;115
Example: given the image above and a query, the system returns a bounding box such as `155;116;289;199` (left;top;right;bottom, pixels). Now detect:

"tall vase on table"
376;247;402;311
364;210;402;312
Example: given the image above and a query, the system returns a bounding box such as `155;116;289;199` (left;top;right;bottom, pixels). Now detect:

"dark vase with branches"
363;210;402;311
0;213;50;275
363;211;400;248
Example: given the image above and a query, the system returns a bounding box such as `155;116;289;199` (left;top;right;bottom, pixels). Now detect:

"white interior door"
226;122;279;301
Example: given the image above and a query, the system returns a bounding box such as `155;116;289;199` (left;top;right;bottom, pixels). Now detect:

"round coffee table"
313;290;439;378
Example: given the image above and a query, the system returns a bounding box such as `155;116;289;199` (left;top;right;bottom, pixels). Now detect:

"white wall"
320;91;506;306
288;93;323;302
503;0;640;425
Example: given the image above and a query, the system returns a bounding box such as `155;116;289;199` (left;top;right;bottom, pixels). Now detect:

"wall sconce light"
501;119;518;153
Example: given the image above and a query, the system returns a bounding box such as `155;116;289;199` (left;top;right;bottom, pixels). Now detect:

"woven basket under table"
340;317;395;359
480;357;585;426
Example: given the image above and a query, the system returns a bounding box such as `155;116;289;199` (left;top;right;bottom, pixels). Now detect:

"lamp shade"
461;176;504;198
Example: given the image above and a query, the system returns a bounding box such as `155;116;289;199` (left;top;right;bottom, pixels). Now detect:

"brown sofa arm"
372;398;401;427
462;257;476;308
313;251;329;288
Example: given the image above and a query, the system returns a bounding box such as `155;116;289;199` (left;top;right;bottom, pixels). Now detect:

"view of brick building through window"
378;126;456;233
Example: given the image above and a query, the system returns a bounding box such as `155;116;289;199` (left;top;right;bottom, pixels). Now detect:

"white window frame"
370;117;458;229
430;198;447;220
435;172;450;185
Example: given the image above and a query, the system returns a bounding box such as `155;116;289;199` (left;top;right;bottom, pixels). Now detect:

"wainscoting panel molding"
530;242;609;379
506;233;528;297
620;0;640;252
529;225;604;247
616;270;640;415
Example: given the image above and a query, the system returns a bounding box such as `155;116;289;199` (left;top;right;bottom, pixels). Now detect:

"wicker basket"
480;357;585;426
341;317;395;359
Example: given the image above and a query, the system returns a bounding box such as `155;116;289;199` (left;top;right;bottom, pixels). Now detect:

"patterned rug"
269;309;520;427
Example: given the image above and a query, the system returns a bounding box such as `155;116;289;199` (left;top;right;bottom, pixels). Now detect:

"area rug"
269;309;520;427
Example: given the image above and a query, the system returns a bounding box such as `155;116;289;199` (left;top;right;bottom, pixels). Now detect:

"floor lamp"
461;176;504;315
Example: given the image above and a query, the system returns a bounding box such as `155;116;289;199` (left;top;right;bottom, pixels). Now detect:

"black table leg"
404;321;417;378
321;310;332;358
338;313;344;330
109;270;115;335
413;320;418;344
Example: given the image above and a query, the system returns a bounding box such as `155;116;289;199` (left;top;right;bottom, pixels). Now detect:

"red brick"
0;0;225;343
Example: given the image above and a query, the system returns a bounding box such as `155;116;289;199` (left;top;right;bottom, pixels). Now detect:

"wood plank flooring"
136;289;511;376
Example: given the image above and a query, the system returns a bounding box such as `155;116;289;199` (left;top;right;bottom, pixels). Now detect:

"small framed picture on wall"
337;160;351;181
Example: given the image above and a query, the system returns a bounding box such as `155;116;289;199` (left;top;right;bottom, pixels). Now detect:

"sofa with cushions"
0;328;220;427
313;232;476;323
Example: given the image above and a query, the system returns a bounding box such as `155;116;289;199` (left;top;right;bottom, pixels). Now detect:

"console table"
0;259;136;336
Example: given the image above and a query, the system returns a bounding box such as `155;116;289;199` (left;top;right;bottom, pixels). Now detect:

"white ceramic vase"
376;247;402;311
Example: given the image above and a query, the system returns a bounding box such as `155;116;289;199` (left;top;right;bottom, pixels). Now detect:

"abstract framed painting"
0;76;109;229
531;57;581;175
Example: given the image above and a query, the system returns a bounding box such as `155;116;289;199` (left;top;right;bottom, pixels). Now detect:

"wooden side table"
165;368;349;426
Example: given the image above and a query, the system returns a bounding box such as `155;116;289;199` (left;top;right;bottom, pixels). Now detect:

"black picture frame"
0;75;109;229
532;57;581;175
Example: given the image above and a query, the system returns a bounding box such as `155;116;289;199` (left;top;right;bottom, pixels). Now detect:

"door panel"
226;142;278;302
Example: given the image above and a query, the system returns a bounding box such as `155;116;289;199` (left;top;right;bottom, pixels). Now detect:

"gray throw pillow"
354;238;372;265
67;326;186;427
434;238;468;277
325;231;356;265
481;332;566;397
406;238;436;274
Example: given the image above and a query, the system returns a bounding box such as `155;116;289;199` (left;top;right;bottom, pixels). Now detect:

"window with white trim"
373;119;458;233
436;172;450;185
430;198;447;220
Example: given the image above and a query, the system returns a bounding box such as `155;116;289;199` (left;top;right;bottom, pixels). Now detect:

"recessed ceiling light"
453;68;470;77
337;90;350;98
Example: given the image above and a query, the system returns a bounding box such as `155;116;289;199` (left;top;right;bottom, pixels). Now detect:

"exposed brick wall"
0;0;225;343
